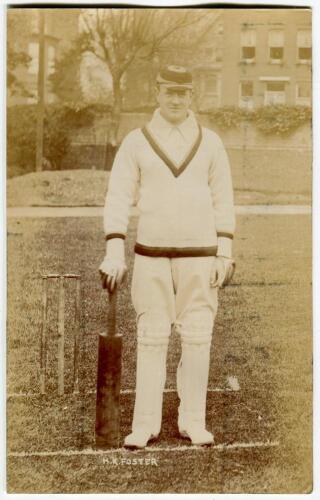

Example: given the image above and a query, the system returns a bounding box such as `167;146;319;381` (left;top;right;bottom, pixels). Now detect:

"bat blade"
95;288;122;448
95;332;122;448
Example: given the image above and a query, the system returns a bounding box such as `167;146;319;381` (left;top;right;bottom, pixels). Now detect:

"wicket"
40;273;81;396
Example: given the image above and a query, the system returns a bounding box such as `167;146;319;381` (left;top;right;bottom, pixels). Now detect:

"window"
47;45;56;75
28;42;39;74
296;81;311;105
239;80;254;109
242;47;255;60
268;30;284;63
299;47;311;60
264;81;286;105
297;30;311;62
241;30;256;62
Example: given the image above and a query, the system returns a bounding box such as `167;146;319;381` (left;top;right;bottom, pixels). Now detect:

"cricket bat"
95;286;122;448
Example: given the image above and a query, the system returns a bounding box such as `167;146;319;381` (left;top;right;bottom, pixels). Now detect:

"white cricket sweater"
103;109;235;258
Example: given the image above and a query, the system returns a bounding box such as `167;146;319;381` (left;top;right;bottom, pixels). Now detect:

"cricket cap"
156;65;193;90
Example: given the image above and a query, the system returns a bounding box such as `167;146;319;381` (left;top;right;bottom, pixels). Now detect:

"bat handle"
107;286;117;336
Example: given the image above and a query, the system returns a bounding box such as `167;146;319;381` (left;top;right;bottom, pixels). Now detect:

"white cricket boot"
124;339;168;449
177;334;214;446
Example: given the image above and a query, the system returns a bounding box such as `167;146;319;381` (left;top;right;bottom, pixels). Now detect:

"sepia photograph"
5;2;313;494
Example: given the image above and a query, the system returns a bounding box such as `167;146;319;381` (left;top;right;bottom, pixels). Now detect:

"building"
7;8;80;106
116;8;312;111
221;8;312;108
8;8;312;110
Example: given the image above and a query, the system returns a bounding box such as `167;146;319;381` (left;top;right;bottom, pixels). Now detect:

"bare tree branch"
77;8;222;144
109;10;119;55
153;11;210;49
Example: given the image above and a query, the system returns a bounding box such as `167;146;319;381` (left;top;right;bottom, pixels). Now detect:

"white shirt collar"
149;108;199;143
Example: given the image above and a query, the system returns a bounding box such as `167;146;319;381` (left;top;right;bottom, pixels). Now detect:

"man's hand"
210;256;235;288
99;256;127;292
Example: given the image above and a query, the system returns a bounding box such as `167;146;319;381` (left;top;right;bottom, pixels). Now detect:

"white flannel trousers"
129;254;218;436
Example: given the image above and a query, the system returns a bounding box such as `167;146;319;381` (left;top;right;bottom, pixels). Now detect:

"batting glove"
210;256;235;288
99;238;127;292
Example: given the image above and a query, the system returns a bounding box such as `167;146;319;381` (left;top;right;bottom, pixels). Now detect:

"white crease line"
235;205;311;215
7;205;311;218
122;388;232;394
7;387;234;398
8;441;279;458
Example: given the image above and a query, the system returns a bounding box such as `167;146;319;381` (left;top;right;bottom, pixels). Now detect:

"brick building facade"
221;8;311;108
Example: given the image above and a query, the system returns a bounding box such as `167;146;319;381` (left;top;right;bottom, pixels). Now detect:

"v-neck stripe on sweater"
141;123;203;178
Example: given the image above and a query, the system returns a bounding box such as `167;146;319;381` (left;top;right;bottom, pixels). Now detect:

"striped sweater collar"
141;123;202;178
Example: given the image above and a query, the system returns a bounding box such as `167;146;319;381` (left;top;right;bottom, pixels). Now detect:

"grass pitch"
6;214;312;493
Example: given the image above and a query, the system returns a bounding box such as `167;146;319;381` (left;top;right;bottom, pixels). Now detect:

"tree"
78;8;220;146
49;45;84;106
7;11;33;98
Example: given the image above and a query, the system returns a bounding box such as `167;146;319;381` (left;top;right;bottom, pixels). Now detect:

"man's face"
156;85;192;124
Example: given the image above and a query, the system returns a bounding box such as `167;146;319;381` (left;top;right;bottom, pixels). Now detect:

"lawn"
7;160;311;208
6;213;312;493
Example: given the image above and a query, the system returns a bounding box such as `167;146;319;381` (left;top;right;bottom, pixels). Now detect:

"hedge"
206;105;312;135
7;103;312;177
7;104;95;173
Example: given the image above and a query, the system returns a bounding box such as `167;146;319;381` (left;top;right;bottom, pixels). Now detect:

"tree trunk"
109;76;122;147
36;9;46;172
104;74;122;170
